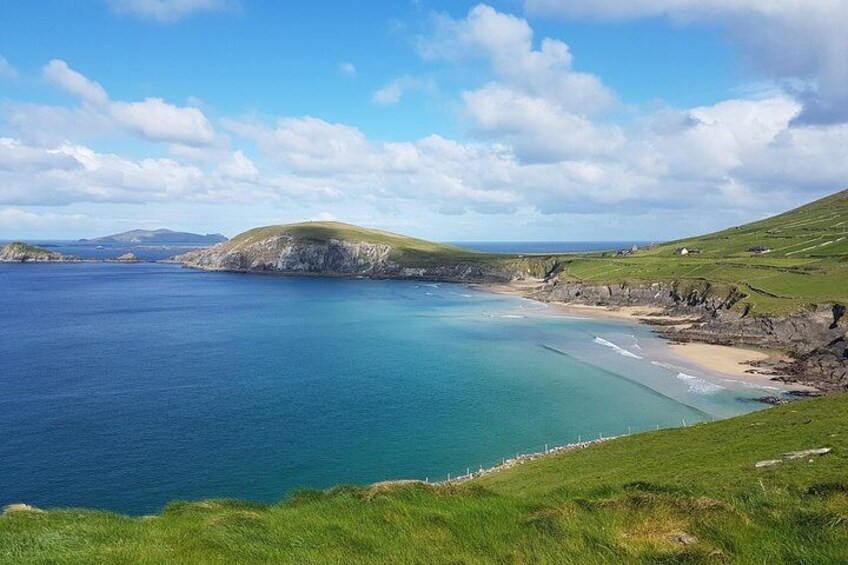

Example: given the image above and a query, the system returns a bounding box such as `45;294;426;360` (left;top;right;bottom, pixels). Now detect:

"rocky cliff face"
529;279;847;391
174;234;517;282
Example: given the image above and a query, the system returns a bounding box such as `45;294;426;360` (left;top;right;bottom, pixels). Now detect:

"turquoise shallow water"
0;263;777;514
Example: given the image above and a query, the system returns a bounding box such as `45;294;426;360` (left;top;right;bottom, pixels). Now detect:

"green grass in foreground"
3;394;847;563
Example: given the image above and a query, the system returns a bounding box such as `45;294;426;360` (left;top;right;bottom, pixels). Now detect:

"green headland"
193;189;848;315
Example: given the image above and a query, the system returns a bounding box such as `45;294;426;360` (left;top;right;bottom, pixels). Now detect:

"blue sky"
1;1;846;240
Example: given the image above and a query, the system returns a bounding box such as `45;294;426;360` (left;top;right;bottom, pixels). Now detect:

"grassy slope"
223;221;480;266
3;394;847;563
557;190;848;315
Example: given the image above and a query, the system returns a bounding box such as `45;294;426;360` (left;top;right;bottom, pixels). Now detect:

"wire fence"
421;419;695;485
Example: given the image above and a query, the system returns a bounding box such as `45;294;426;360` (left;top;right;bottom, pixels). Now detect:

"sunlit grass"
3;394;847;563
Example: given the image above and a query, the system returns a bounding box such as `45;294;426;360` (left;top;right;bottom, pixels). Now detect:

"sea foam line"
593;336;642;359
676;373;725;394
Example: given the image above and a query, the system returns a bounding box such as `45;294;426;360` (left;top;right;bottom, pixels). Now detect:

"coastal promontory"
0;242;74;263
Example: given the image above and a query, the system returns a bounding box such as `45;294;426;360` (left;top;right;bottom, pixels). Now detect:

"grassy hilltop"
2;394;846;563
220;221;478;266
542;190;848;315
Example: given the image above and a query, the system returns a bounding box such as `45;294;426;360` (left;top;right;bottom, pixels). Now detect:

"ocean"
0;262;780;515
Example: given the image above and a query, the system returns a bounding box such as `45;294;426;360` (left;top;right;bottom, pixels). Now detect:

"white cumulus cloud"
31;60;218;146
419;4;618;161
525;0;848;124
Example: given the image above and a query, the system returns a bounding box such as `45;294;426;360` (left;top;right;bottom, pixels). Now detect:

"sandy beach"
479;281;816;393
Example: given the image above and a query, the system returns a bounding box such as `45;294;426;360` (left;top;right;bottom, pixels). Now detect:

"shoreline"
479;281;818;394
375;436;619;489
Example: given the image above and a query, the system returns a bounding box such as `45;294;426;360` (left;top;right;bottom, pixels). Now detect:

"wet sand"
479;282;815;392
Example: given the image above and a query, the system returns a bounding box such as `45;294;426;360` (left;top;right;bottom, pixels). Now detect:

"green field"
542;190;848;315
2;394;846;563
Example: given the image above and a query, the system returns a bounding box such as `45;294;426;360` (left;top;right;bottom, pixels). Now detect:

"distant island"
80;229;228;245
0;243;139;263
0;242;72;263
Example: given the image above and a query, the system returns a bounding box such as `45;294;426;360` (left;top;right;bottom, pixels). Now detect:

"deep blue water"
0;263;777;515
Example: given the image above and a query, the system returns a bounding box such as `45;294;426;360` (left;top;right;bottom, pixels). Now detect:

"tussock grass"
2;394;847;563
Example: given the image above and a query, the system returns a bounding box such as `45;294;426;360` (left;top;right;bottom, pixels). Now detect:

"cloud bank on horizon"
1;1;847;240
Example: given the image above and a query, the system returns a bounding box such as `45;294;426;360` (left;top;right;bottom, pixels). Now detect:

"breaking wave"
593;337;642;359
676;373;725;394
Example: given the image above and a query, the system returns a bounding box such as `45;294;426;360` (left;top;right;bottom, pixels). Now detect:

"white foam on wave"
676;373;725;394
651;360;677;370
593;337;642;359
724;379;783;392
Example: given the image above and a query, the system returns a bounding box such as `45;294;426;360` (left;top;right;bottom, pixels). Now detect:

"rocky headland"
172;223;519;282
174;221;847;393
0;242;77;263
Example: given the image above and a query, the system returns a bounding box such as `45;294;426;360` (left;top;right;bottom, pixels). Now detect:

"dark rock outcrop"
108;253;141;263
528;279;847;391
